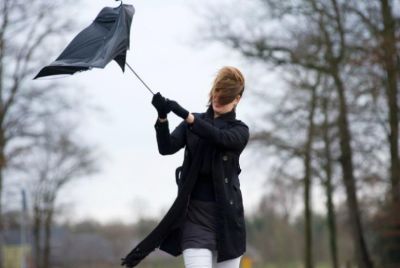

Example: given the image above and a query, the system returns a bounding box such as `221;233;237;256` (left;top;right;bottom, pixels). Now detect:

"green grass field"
138;259;332;268
255;263;330;268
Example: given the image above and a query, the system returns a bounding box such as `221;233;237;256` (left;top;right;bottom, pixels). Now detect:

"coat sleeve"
189;115;249;151
154;119;186;155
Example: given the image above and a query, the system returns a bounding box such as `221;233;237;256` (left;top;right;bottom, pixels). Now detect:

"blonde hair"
208;66;245;106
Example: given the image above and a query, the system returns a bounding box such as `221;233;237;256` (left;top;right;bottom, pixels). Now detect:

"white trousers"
182;248;242;268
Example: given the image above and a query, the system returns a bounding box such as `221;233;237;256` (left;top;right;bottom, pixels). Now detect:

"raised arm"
151;92;186;155
167;100;249;151
188;115;249;151
154;119;186;155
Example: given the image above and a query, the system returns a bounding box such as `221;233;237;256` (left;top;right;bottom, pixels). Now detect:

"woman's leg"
183;248;213;268
211;251;242;268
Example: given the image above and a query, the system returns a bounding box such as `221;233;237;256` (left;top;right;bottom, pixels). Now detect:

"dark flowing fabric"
34;4;134;79
121;136;205;267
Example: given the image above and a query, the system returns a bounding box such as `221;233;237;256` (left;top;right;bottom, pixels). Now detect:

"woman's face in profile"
212;92;240;116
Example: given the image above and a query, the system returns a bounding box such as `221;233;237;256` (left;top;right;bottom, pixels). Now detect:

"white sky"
48;0;267;224
36;0;327;225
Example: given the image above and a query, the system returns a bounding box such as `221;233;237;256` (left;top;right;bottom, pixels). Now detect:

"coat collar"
205;105;236;122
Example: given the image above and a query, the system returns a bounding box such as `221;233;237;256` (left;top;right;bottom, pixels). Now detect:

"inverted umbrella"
34;2;154;95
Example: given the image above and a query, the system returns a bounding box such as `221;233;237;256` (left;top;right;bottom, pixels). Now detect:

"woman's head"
208;66;245;116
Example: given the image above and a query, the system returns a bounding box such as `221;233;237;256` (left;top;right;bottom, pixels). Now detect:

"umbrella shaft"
126;62;155;95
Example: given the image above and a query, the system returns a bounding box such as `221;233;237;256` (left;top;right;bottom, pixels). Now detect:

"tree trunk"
380;0;400;203
317;0;374;265
0;169;3;268
322;95;339;268
43;207;53;268
0;136;6;268
304;84;317;268
332;71;374;268
0;2;6;266
33;205;42;268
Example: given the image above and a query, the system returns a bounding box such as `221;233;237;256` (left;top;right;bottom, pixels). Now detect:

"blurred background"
1;0;399;267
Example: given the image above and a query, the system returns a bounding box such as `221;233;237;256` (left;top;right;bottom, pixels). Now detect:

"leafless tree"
197;0;386;267
345;0;400;203
24;120;99;268
0;0;78;266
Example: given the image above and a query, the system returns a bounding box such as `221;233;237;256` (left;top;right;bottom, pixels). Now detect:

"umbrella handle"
126;62;155;95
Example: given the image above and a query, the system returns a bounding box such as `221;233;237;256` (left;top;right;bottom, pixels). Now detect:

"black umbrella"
34;2;154;95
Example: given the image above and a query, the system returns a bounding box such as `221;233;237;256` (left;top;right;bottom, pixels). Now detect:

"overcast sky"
33;0;319;225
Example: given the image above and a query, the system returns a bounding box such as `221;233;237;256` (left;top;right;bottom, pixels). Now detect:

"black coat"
121;106;249;267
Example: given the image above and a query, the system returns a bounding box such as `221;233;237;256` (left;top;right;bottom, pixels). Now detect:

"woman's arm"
186;113;249;151
167;99;249;151
154;118;186;155
151;92;186;155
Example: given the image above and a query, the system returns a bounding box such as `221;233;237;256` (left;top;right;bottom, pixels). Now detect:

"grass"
139;259;331;268
254;263;330;268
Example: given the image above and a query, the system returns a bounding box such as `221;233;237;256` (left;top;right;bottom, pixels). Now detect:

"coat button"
224;177;229;183
222;155;228;161
229;200;234;205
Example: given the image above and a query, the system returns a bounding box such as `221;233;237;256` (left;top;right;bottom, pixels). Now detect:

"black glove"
167;99;189;119
151;92;171;119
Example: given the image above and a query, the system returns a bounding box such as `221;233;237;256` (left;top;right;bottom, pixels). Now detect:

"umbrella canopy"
34;3;135;79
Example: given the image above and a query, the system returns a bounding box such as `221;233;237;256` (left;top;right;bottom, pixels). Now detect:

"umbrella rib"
126;62;155;95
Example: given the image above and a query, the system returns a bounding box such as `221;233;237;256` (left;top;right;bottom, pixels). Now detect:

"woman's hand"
186;113;195;124
151;92;171;119
167;100;189;120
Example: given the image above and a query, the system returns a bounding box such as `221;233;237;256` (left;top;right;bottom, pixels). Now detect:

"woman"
121;66;249;268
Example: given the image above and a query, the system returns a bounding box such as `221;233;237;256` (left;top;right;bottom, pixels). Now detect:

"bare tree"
250;69;321;268
345;0;400;203
24;120;99;268
0;0;77;266
200;0;375;266
379;0;400;203
319;86;339;268
302;75;319;268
